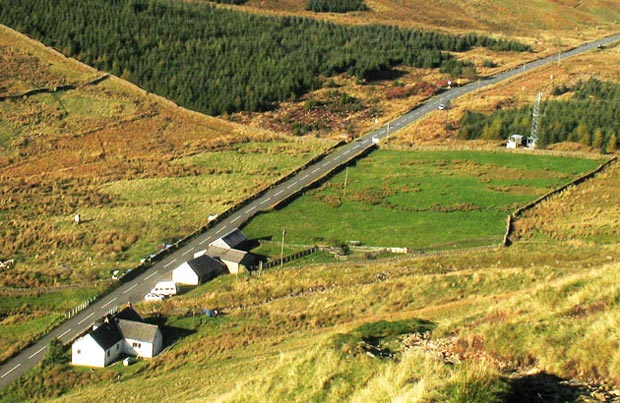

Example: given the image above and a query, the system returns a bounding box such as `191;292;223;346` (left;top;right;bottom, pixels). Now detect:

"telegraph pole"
342;167;349;199
280;227;286;269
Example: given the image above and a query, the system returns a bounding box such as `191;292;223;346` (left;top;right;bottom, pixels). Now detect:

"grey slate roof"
89;323;122;350
187;254;227;281
207;246;256;266
115;306;143;322
213;228;248;249
116;319;159;344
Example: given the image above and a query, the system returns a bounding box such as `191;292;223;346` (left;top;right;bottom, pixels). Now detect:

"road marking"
312;168;320;174
144;271;158;280
101;297;117;309
264;197;272;203
231;215;241;223
122;284;138;295
287;182;296;189
322;162;330;168
58;328;72;339
247;206;256;213
216;227;225;234
182;248;193;256
353;144;361;149
77;312;95;325
28;346;46;360
275;190;283;197
1;364;21;379
164;259;177;268
301;175;309;180
343;149;351;155
198;237;210;245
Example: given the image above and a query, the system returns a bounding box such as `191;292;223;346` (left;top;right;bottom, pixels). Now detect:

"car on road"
144;293;165;302
437;103;447;110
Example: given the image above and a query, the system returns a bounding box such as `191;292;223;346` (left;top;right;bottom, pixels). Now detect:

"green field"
243;150;603;252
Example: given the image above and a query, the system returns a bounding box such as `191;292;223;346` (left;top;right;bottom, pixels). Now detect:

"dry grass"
223;0;620;42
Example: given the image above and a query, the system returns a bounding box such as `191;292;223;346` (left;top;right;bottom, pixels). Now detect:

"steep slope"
236;0;620;40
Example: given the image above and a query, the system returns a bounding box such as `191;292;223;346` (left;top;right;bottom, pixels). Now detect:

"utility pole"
280;227;286;269
342;167;349;200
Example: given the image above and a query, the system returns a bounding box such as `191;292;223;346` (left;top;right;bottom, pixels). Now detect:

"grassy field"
242;150;603;253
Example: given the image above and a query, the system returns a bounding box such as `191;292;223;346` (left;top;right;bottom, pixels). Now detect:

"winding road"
1;33;619;389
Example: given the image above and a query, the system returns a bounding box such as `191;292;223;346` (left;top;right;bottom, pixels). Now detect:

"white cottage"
71;307;163;368
71;321;123;368
172;254;227;285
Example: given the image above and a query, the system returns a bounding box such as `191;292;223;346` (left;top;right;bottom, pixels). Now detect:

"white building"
172;254;227;285
71;307;163;368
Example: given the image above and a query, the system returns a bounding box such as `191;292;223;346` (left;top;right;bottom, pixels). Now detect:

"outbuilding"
172;254;227;285
209;228;248;250
205;246;256;274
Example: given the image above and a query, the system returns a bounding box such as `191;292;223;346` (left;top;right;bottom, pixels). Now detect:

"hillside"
5;161;619;402
2;1;620;401
233;0;620;41
0;24;332;363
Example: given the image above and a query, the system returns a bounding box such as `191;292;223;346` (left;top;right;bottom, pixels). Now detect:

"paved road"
1;33;618;389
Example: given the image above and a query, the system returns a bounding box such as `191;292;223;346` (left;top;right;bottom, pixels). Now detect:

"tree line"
306;0;369;13
458;79;620;152
0;0;530;116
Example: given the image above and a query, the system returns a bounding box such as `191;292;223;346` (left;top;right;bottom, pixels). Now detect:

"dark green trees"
0;0;529;116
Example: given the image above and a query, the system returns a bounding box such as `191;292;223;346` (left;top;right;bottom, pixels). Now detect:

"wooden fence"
255;246;319;271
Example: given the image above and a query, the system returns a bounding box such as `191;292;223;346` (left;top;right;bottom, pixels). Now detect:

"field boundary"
502;156;617;246
0;74;110;101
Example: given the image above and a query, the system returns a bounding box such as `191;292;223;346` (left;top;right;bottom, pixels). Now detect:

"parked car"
144;293;165;302
150;281;178;296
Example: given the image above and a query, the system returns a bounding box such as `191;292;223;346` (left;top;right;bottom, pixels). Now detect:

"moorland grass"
243;149;603;253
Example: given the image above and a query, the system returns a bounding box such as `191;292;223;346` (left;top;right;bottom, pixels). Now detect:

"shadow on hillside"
503;372;585;403
144;315;196;346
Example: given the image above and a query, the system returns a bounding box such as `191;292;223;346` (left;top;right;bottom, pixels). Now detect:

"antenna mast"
530;91;543;143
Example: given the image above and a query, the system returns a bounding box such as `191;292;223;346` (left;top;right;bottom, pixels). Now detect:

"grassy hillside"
0;24;332;363
6;158;620;401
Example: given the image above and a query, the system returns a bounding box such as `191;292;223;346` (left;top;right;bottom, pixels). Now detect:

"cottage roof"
207;246;249;264
211;228;248;249
89;323;122;350
187;254;227;279
115;306;143;323
116;319;159;344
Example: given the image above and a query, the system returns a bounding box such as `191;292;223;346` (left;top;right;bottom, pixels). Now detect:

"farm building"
172;254;227;285
209;228;248;250
197;246;257;274
71;307;163;368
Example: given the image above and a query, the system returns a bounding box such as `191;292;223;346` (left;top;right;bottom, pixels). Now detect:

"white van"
150;281;178;296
